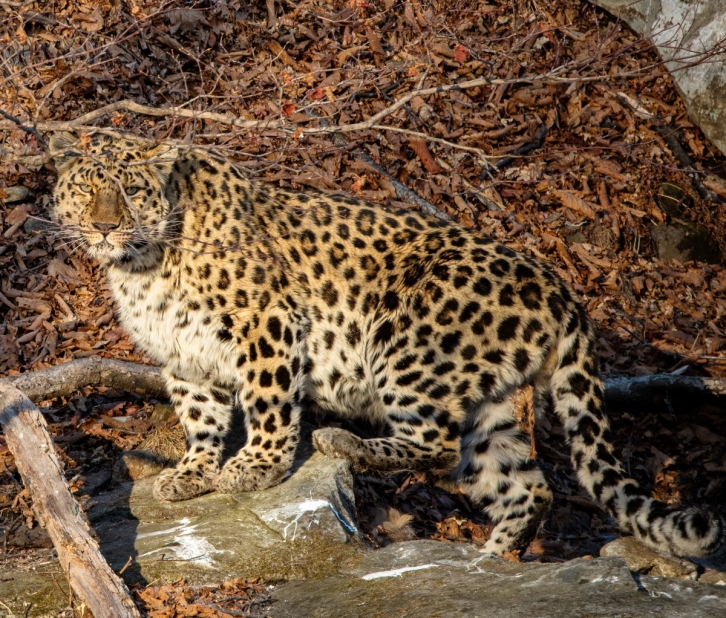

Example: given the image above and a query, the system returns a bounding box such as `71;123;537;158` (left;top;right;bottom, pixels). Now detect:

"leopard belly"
301;310;385;419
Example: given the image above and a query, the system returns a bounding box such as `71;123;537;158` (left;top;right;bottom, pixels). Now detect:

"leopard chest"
106;268;238;384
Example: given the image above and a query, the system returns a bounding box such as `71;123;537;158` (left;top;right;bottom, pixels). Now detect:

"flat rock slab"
0;453;362;616
270;541;726;618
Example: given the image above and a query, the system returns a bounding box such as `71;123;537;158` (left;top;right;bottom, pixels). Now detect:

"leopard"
49;132;725;558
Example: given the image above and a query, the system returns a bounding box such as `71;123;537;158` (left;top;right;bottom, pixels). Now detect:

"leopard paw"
213;458;290;493
152;467;213;502
312;428;364;466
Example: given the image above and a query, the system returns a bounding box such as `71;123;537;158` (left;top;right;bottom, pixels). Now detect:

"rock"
0;550;71;618
149;402;176;426
112;449;167;482
650;222;721;264
600;536;697;579
270;541;726;618
591;0;726;156
649;182;722;263
23;217;51;234
77;467;112;496
1;452;362;615
88;451;362;587
699;569;726;586
0;186;30;204
6;524;53;549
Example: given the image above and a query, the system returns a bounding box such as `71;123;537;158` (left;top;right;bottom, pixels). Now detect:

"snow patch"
138;518;226;568
362;564;439;580
262;498;356;541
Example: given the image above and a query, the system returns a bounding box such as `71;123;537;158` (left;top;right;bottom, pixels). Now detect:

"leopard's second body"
50;133;725;557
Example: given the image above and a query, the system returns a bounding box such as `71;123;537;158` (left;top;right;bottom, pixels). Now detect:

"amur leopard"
49;132;725;558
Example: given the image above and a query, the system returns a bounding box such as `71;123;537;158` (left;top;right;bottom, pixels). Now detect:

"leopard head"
50;133;179;265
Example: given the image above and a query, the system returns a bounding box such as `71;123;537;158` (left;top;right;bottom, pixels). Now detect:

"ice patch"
138;517;225;568
262;498;356;541
362;564;440;580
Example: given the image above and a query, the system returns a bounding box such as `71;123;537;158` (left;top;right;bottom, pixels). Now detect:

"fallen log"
603;374;726;406
1;358;726;411
0;356;165;403
0;385;141;618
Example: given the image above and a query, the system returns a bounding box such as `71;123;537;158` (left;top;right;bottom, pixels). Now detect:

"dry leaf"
47;258;81;282
5;204;31;226
553;189;597;219
409;139;445;174
73;6;104;32
167;9;209;33
281;102;296;117
366;27;385;57
454;44;469;63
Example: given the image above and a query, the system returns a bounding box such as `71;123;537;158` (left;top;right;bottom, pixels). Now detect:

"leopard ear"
49;132;78;171
144;143;179;162
144;143;179;183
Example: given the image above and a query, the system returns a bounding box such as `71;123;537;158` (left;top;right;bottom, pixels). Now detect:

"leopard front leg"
153;373;233;502
213;399;301;493
213;330;304;494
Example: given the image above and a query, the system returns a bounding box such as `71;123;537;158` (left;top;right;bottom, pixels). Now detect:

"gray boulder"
592;0;726;156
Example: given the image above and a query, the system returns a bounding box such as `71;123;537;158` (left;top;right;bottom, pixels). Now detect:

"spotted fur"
50;133;725;557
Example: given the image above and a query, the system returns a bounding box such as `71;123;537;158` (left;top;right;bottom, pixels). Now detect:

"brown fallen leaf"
553;189;597;219
454;44;469;63
5;204;32;227
409;139;445;174
268;40;300;70
366;27;386;58
72;6;104;32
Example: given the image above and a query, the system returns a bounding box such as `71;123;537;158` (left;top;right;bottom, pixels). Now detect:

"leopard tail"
547;305;725;558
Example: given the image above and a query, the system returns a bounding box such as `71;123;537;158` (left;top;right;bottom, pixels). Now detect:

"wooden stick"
354;151;452;222
0;356;165;403
2;357;726;411
603;374;726;406
0;386;141;618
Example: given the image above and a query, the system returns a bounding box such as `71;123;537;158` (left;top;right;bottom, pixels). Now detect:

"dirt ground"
2;0;726;615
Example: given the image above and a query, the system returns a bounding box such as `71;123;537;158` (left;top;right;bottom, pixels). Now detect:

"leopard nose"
92;221;120;233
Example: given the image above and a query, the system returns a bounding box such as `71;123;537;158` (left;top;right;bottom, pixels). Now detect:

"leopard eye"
77;183;93;194
125;186;143;196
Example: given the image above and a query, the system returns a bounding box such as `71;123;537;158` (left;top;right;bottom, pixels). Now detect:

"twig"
0;67;659;141
0;108;47;148
307;109;452;221
355;151;452;222
371;124;493;163
654;124;720;203
602;374;726;407
488;125;549;173
117;556;134;576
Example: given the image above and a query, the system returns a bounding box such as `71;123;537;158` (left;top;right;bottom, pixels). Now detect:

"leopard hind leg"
454;394;552;555
313;405;460;472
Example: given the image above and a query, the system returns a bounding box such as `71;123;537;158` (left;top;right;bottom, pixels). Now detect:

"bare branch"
355;151;452;222
0;106;47;147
